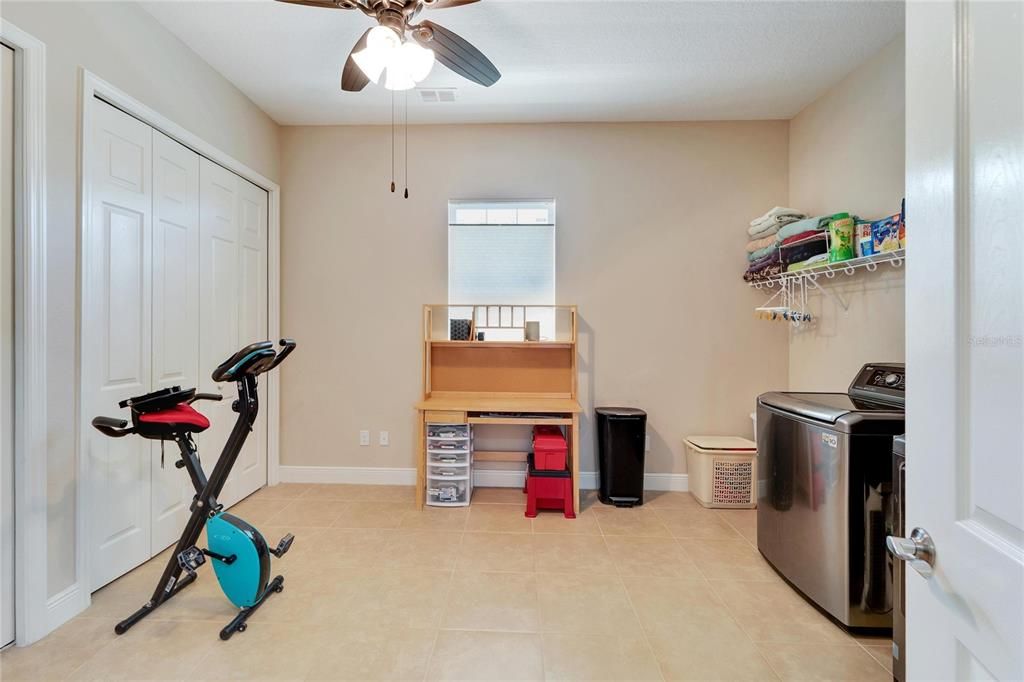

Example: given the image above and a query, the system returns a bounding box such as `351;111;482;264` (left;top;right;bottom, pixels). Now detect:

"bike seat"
135;404;211;439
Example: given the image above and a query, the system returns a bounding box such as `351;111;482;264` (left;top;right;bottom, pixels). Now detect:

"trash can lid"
593;403;647;413
685;435;756;452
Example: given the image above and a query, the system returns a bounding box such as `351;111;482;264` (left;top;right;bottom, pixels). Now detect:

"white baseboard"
279;465;417;486
46;583;88;632
279;465;687;492
643;473;689;492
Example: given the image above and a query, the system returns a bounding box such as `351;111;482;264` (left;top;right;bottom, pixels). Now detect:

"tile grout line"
599;526;667;682
421;566;457;682
700;573;784;681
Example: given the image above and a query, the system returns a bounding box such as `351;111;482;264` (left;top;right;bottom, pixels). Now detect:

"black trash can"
595;407;647;507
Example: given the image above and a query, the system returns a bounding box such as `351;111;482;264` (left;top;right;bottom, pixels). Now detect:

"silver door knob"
887;527;936;579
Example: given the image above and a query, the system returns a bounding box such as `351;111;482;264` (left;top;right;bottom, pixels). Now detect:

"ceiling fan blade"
275;0;360;9
341;29;372;92
412;20;500;87
422;0;482;9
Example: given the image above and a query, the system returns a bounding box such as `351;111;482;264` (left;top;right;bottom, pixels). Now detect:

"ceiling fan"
275;0;501;92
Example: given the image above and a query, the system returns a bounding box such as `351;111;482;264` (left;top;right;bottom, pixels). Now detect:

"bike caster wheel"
274;584;284;593
220;622;246;640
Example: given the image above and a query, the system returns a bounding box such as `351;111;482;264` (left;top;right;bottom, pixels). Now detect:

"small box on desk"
532;425;567;470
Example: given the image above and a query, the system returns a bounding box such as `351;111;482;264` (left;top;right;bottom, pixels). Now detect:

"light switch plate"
359;430;370;446
379;430;390;446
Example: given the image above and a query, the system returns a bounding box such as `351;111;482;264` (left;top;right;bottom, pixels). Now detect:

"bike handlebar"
92;416;133;438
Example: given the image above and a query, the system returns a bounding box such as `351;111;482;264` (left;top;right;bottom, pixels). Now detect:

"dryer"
756;363;904;630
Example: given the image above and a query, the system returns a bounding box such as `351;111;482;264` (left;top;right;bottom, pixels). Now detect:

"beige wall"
280;122;790;478
787;35;906;391
0;1;280;598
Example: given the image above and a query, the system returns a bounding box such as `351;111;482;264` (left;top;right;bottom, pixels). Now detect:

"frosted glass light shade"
352;26;436;91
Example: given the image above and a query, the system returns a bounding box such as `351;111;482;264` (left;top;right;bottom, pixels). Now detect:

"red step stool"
523;454;575;519
532;425;567;470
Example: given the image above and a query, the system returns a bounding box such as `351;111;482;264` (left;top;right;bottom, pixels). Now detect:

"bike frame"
115;373;261;634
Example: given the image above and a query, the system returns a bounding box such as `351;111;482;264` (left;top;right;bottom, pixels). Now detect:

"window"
448;200;556;340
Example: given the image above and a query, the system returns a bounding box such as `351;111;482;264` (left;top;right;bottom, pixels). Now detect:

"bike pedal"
270;533;294;558
177;546;206;576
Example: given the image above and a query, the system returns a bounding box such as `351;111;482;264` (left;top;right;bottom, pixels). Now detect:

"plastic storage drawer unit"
684;436;757;508
532;425;568;470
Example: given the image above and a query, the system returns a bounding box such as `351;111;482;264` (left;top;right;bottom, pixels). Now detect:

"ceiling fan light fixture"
397;41;436;83
352;25;401;83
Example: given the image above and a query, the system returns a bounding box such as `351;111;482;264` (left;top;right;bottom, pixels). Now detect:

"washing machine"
756;363;905;630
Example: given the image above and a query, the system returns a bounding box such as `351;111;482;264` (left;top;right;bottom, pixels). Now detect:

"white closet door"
150;131;200;552
198;159;268;508
84;99;153;590
231;178;269;501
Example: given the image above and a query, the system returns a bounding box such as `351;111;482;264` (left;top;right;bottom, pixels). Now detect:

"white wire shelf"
748;248;905;289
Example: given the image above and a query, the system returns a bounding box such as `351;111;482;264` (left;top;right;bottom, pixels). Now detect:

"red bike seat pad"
137;404;210;429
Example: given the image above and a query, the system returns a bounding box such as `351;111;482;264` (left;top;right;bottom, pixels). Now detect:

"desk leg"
571;414;580;515
415;414;425;510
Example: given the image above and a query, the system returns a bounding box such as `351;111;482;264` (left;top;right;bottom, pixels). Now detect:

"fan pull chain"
390;90;396;193
404;90;409;199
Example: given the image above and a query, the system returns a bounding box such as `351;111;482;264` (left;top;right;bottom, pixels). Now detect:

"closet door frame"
76;70;282;621
0;20;48;646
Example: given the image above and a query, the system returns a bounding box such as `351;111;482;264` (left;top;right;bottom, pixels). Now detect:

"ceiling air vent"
418;88;457;103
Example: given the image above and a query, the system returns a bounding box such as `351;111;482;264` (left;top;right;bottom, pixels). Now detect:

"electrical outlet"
359;430;370;446
379;430;390;446
645;433;651;451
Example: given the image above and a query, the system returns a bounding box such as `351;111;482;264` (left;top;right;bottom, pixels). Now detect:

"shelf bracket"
804;275;849;311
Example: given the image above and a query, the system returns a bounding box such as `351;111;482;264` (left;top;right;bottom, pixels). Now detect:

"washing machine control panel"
848;363;905;407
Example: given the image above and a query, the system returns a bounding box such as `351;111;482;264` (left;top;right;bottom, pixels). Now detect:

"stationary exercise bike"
92;339;296;640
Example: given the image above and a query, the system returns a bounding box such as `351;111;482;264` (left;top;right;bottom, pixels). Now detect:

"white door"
198;158;268;509
904;2;1024;680
150;130;200;551
232;178;269;500
0;42;16;648
83;99;153;590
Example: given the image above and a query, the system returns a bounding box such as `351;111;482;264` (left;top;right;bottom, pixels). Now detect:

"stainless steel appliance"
756;363;905;630
891;434;906;680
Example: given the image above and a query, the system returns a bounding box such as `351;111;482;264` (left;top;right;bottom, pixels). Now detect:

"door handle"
887;527;936;579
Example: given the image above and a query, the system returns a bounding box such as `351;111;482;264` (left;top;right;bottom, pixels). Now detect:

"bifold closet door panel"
150;131;200;553
84;99;154;590
231;178;269;501
198;158;268;507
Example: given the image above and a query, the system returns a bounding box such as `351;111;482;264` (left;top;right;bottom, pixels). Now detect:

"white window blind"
448;200;556;340
448;200;555;305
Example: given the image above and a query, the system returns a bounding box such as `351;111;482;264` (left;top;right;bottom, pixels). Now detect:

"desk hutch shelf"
415;305;581;512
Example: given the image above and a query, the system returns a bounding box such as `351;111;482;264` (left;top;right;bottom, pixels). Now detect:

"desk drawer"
427;424;470;440
425;410;466;424
426;477;470;506
428;463;470;480
428;450;471;466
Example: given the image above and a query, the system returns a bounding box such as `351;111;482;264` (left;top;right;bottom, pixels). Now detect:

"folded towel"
747;245;779;262
745;249;781;273
746;234;777;253
748;206;806;235
748;223;781;240
743;263;784;283
781;234;828;266
749;206;804;228
786;253;830;272
780;230;823;246
776;215;832;241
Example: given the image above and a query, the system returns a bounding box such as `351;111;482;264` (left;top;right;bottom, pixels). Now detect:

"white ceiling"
141;0;904;126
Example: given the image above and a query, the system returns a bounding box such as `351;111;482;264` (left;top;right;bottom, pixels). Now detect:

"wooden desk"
416;305;580;513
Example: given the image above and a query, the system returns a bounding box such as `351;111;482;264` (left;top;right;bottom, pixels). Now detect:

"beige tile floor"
0;485;893;681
